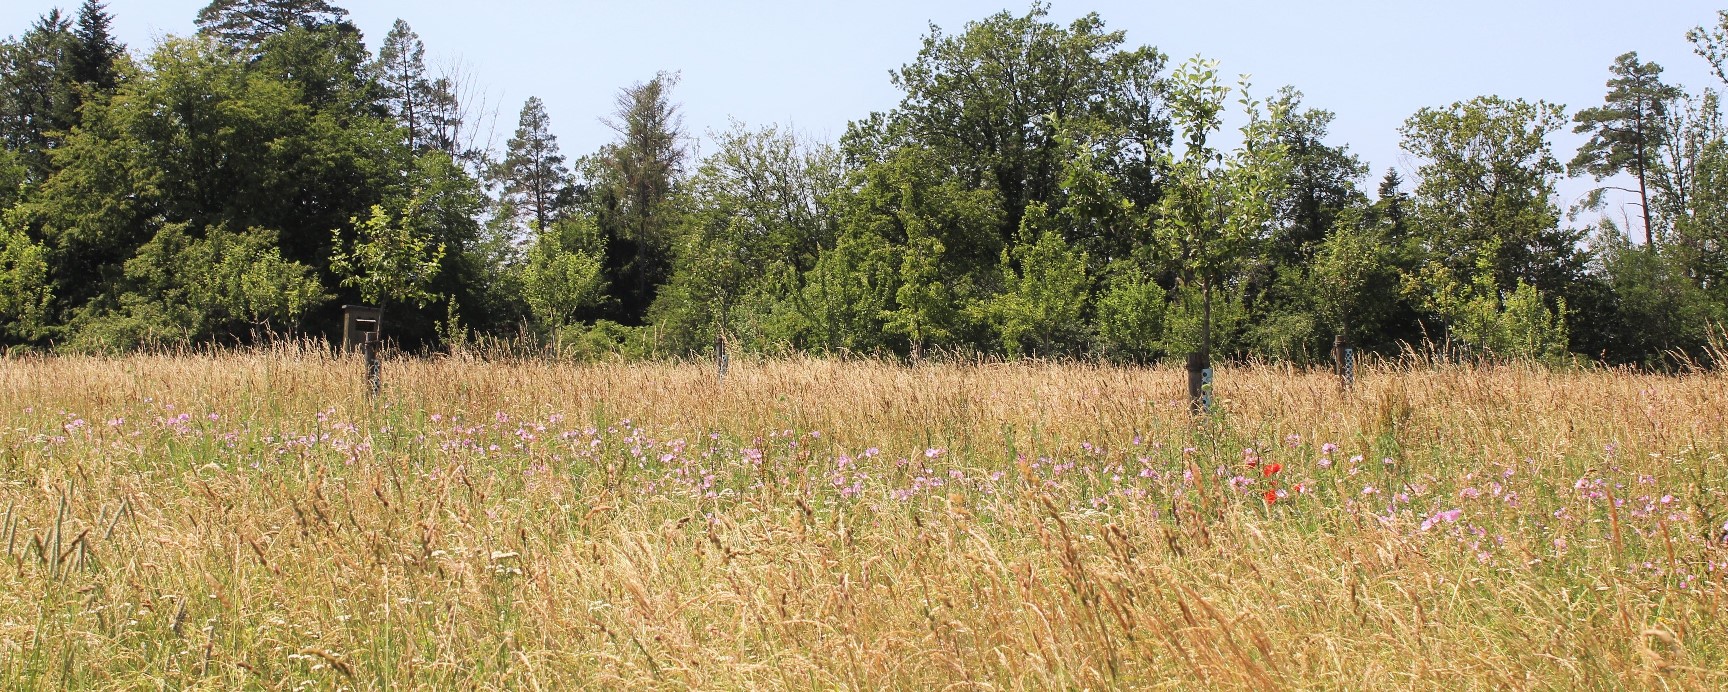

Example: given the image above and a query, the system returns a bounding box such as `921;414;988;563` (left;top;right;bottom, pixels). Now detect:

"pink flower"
1420;509;1463;532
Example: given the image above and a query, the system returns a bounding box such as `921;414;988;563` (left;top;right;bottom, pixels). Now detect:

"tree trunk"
1635;148;1654;249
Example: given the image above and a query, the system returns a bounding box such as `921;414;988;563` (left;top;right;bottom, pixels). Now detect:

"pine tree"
495;96;569;233
1571;52;1683;248
195;0;350;52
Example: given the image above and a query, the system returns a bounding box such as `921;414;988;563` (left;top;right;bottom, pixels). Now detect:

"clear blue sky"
4;1;1722;217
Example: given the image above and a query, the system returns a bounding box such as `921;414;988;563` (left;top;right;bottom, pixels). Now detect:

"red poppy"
1262;462;1282;477
1263;489;1277;504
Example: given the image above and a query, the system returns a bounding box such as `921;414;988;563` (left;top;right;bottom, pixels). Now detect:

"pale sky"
4;1;1723;220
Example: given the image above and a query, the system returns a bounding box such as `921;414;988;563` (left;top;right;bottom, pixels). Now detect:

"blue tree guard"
1201;367;1214;412
1343;348;1356;389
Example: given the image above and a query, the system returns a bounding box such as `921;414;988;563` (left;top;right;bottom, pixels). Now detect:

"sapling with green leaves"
1154;57;1289;374
329;196;447;342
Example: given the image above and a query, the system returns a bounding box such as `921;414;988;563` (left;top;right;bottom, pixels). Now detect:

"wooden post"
1331;335;1346;390
1187;351;1211;415
363;331;381;398
715;330;729;382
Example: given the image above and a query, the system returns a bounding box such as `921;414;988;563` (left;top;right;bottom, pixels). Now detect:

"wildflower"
1263;489;1277;504
1285;434;1301;447
1321;442;1339;455
1318;457;1333;470
1420;509;1463;532
1262;462;1282;476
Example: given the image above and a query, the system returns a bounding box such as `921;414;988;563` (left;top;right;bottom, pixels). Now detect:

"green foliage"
789;229;896;355
1093;266;1167;363
0;222;52;340
521;228;605;333
65;224;324;351
1596;228;1726;365
70;0;124;91
1662;93;1728;297
978;211;1090;357
884;2;1170;245
1401;96;1577;295
1411;247;1570;363
556;319;654;361
647;123;842;353
201;229;328;333
195;0;350;54
0;10;79;183
1265;87;1368;264
588;72;687;324
1159;281;1247;358
329;200;446;311
1571;52;1682;246
884;234;954;361
1310;206;1398;340
1154;57;1288;356
0;3;1720;366
495;96;569;232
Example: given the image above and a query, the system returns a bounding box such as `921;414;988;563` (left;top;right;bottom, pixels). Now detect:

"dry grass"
1;347;1725;689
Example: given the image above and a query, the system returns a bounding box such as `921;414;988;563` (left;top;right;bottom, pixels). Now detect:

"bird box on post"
341;305;381;353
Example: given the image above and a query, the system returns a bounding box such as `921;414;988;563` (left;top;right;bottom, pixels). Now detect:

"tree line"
2;1;1726;367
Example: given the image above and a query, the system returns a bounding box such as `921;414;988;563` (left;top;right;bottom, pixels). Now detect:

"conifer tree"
495;96;569;233
377;19;431;152
1571;52;1683;247
70;0;123;91
0;10;77;182
195;0;350;52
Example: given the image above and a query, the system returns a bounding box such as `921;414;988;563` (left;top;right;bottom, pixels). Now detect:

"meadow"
0;349;1724;690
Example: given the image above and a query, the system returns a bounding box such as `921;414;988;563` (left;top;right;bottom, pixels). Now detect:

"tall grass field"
1;349;1725;689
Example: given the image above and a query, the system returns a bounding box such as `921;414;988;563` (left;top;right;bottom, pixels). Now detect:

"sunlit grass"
1;347;1725;689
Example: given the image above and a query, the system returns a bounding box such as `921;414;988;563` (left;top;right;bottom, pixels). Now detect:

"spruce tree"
70;0;124;91
597;73;686;323
0;10;78;182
